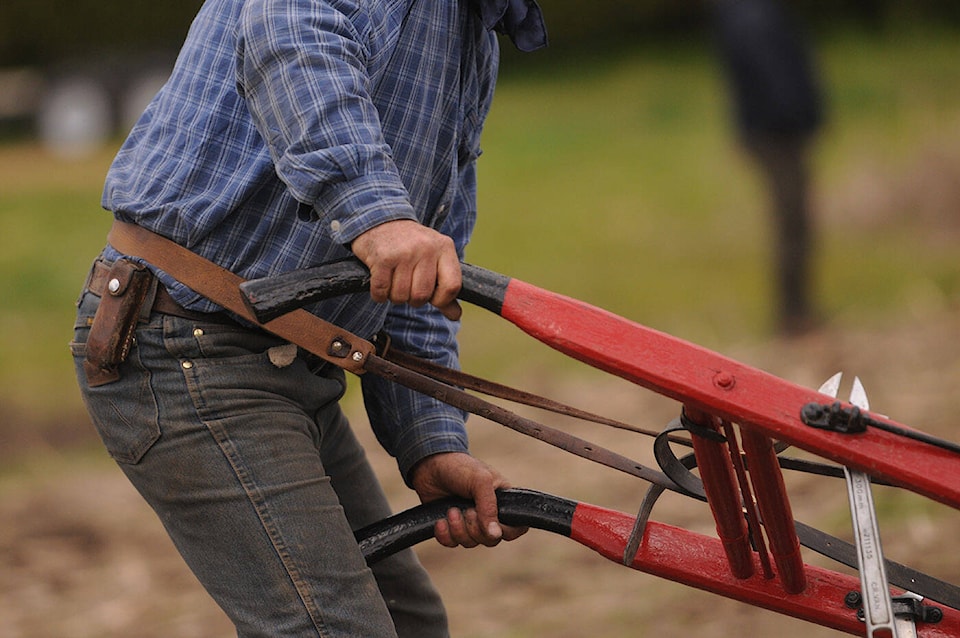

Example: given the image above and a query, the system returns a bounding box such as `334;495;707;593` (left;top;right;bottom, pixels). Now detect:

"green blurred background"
1;1;959;465
1;3;959;636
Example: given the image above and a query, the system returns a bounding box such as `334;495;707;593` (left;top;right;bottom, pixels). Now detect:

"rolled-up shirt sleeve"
236;0;417;243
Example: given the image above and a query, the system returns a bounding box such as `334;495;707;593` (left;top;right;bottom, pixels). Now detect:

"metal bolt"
352;351;364;362
713;371;736;390
844;591;862;609
925;607;943;623
108;278;121;294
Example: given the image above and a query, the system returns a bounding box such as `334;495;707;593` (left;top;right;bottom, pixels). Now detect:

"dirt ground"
2;304;959;638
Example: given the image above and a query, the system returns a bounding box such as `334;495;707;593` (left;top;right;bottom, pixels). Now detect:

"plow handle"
239;257;508;323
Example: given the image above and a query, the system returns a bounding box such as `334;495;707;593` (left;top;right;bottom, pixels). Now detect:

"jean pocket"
72;323;161;465
192;322;287;361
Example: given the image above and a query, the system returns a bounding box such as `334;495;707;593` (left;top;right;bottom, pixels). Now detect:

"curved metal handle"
355;488;576;565
239;257;511;323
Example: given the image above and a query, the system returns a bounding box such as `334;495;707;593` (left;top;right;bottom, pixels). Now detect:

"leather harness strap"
105;219;677;488
107;220;373;374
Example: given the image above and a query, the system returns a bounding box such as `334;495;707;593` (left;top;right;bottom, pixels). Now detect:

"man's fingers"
352;220;463;317
469;482;503;545
442;507;479;548
434;517;456;548
432;253;462;320
409;261;439;306
388;264;416;305
367;263;392;303
435;299;462;322
434;250;462;305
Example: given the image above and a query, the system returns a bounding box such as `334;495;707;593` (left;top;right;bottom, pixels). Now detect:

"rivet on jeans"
193;328;204;337
182;360;194;370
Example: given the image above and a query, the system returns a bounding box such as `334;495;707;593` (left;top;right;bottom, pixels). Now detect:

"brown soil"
2;306;959;638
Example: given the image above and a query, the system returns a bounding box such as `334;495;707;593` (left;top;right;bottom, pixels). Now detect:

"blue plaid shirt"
102;0;502;480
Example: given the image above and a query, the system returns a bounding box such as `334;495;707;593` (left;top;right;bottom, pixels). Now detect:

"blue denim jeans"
71;279;448;638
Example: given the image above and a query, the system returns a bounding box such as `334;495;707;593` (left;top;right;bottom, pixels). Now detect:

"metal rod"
722;421;775;580
686;407;755;580
740;428;807;594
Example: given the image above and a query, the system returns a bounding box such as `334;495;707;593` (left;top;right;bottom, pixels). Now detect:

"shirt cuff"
309;172;418;245
394;417;470;486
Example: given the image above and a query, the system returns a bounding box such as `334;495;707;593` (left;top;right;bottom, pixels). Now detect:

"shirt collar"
475;0;548;52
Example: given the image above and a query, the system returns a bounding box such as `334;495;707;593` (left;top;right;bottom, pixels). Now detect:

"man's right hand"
350;219;462;321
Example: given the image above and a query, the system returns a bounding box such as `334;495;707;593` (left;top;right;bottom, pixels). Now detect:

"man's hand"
409;452;528;548
350;219;462;321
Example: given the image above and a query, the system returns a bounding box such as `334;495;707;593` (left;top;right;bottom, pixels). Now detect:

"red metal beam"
569;502;960;637
500;279;960;509
740;428;807;594
686;408;755;580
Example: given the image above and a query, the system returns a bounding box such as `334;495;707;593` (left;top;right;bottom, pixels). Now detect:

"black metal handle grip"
355;488;577;565
239;257;510;323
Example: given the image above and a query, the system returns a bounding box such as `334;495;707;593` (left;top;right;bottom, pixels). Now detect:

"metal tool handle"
239;257;510;323
356;488;576;565
822;374;901;638
846;467;899;638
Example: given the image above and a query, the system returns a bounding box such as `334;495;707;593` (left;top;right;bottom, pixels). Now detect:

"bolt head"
713;371;736;390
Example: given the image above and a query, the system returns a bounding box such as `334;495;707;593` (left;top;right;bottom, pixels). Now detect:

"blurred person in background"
70;1;545;636
709;0;826;335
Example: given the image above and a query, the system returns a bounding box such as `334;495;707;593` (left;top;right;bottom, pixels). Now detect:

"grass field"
1;26;959;638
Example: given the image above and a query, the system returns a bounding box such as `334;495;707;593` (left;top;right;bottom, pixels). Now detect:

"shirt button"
436;203;447;216
330;220;341;233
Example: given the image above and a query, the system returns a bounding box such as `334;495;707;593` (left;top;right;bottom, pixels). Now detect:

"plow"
236;258;960;638
107;219;960;637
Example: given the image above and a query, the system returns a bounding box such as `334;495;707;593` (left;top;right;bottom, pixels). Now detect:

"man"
710;0;825;335
70;1;546;636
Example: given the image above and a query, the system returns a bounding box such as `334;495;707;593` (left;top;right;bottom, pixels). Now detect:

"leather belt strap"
107;220;373;374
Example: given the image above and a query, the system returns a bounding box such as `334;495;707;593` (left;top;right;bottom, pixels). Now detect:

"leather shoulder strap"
107;220;373;374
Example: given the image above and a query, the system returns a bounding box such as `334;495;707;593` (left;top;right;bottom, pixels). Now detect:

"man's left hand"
409;452;528;548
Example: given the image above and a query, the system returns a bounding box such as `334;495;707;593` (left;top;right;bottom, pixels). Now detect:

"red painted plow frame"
489;276;960;635
241;262;960;635
500;278;959;510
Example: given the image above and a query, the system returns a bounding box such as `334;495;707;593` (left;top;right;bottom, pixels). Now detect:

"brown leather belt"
87;259;238;326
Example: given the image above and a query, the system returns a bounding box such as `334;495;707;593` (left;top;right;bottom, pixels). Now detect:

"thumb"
473;487;503;541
